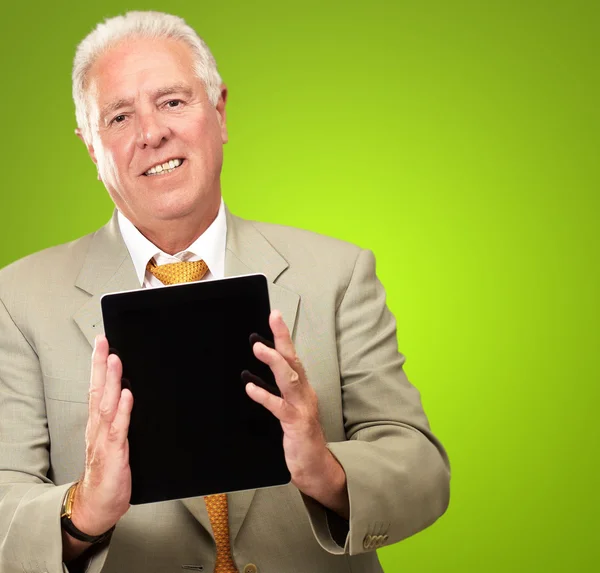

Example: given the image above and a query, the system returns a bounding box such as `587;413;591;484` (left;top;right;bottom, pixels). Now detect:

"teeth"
145;158;183;176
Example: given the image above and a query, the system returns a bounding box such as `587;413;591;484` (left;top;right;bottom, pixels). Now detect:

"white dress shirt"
117;199;227;288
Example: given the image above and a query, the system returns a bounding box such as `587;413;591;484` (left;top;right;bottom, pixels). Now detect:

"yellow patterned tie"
146;258;238;573
146;258;209;284
204;494;238;573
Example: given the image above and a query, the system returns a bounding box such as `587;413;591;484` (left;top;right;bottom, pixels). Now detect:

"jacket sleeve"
303;248;451;555
0;295;110;573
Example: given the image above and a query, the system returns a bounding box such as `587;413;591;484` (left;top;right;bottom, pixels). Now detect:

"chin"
149;193;212;223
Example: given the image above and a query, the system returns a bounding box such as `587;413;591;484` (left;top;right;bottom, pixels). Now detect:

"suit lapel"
225;209;300;335
72;211;139;347
180;497;212;533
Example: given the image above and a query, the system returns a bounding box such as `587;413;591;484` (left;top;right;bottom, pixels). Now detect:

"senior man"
0;11;450;573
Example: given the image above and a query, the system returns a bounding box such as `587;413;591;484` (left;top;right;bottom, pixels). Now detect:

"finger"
269;310;297;365
107;388;134;447
241;370;281;397
98;353;123;432
245;382;296;424
248;332;274;350
270;310;310;383
253;342;306;401
89;335;109;428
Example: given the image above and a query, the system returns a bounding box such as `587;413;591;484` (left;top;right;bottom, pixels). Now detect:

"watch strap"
61;514;115;544
60;483;115;544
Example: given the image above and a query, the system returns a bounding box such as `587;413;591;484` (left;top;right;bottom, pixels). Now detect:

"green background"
1;1;598;571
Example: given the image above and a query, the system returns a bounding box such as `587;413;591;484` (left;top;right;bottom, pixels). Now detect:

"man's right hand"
64;335;133;557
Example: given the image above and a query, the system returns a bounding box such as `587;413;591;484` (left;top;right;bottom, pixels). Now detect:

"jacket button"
363;534;374;550
243;564;258;573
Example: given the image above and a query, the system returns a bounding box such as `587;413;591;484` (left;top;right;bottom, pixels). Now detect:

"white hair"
72;11;222;141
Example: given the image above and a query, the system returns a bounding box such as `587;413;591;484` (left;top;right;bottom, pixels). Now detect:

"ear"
75;127;98;165
215;84;228;144
75;127;102;181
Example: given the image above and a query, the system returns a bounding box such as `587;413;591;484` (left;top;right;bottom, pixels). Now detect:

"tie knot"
146;259;209;285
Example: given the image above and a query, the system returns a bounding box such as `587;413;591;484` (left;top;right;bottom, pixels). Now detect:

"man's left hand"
246;310;350;519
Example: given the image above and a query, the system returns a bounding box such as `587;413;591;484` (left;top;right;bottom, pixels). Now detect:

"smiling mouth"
144;158;184;176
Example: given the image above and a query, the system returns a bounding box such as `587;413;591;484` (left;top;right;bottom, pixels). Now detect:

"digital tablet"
101;273;291;505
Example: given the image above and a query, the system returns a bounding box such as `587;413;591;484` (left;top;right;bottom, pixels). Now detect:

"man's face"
83;36;227;231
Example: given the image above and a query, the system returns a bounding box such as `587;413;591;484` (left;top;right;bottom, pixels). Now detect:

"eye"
165;99;182;108
112;114;127;124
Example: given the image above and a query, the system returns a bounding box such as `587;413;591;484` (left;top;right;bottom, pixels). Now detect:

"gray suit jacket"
0;209;450;573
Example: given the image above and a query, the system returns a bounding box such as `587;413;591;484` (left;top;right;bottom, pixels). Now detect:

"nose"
135;111;171;149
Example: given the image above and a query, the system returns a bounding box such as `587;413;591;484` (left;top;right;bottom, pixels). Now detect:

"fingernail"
250;333;275;349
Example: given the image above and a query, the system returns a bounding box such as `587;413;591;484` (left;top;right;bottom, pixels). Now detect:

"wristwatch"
60;483;115;544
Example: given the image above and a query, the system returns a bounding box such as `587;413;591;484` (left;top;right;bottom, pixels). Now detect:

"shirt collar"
117;198;227;286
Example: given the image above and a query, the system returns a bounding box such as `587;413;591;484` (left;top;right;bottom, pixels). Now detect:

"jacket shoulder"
250;220;363;262
0;233;94;298
244;219;369;298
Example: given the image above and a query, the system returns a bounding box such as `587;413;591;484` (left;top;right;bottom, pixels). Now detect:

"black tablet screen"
101;274;290;504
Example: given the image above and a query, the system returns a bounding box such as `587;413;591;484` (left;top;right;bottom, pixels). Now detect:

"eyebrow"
100;83;194;120
153;83;193;100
